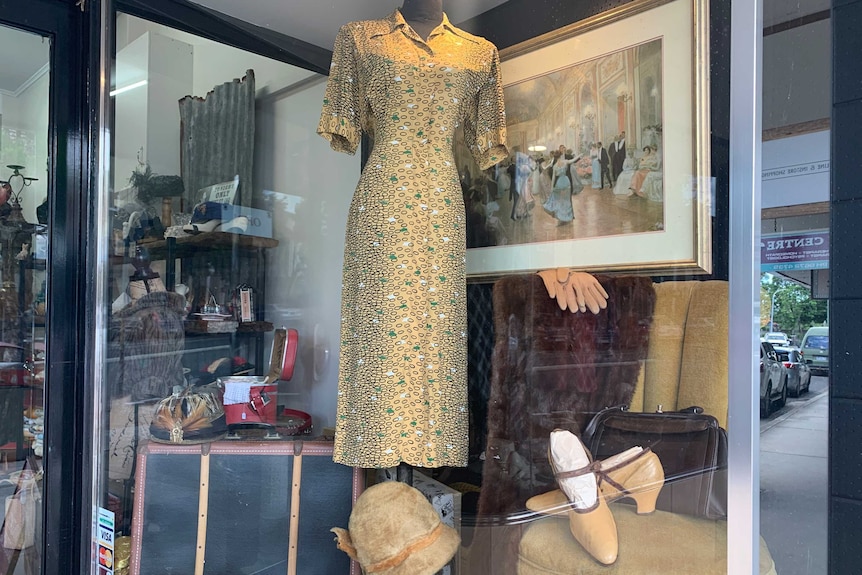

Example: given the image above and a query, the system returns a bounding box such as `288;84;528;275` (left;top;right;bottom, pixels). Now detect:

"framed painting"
462;0;711;280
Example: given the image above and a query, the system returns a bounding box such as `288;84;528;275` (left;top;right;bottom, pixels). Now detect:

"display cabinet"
149;231;277;367
108;230;279;395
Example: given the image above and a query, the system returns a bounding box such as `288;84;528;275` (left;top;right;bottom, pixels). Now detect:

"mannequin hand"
566;272;609;314
537;269;609;314
537;269;568;311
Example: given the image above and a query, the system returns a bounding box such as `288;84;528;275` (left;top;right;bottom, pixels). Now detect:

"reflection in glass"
0;22;50;575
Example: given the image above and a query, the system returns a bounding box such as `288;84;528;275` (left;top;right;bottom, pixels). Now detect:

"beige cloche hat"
331;481;460;575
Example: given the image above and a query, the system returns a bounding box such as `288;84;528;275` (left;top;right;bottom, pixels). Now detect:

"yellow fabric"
634;281;729;430
641;281;696;414
517;505;776;574
628;361;645;413
677;281;729;428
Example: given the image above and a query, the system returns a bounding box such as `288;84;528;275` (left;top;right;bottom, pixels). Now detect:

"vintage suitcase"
130;440;362;575
221;328;299;429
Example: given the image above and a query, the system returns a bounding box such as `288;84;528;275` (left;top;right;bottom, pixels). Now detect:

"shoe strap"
596;446;653;476
555;447;653;496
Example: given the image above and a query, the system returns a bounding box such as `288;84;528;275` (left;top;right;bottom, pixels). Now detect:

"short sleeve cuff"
473;140;508;171
317;115;360;155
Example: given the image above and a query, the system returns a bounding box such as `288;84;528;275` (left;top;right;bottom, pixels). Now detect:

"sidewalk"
760;389;828;575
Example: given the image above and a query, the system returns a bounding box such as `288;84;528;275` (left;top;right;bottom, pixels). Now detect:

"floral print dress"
318;10;507;468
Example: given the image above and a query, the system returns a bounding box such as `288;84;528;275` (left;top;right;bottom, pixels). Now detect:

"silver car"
764;331;791;347
760;341;788;417
774;346;811;397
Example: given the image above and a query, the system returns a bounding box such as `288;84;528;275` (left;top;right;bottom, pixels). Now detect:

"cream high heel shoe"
528;444;665;517
547;429;619;565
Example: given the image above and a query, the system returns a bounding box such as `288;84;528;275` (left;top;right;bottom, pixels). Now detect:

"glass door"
0;1;89;573
0;21;50;575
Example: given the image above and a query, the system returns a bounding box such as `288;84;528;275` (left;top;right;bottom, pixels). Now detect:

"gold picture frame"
463;0;711;280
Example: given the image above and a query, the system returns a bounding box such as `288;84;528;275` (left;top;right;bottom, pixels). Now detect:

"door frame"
0;1;93;574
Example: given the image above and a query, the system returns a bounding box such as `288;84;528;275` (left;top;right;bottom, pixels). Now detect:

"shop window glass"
90;2;782;573
759;3;831;574
0;22;49;575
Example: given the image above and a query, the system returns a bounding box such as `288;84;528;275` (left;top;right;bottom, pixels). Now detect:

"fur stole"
477;274;656;516
109;291;187;402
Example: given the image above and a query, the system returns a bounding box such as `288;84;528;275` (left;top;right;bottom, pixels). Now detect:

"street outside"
760;374;828;575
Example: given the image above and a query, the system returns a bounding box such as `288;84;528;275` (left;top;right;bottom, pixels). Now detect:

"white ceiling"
188;0;509;49
0;24;50;96
189;0;832;48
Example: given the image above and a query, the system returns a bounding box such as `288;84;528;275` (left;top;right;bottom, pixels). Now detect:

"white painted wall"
192;42;317;99
0;71;49;224
114;33;193;194
256;78;358;430
114;14;359;429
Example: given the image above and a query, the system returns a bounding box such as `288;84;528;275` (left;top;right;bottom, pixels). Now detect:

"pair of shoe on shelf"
525;429;665;565
182;202;249;234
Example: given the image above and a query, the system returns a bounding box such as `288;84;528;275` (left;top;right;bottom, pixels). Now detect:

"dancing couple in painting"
543;146;583;226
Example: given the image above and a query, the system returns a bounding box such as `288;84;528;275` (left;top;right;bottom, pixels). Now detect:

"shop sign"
762;160;830;181
761;130;830;209
761;230;829;272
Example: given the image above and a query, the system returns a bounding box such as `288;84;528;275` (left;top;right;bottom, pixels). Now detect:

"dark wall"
460;0;732;281
830;0;862;570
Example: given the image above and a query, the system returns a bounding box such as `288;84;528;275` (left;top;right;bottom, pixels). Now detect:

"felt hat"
331;481;460;575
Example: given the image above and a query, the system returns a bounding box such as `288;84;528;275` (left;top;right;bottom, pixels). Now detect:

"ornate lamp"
1;164;38;225
0;165;39;345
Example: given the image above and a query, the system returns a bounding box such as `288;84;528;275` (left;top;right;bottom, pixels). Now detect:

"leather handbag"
582;405;728;520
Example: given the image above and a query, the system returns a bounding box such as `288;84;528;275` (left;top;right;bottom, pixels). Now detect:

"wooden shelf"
19;257;47;271
236;321;274;333
138;231;279;259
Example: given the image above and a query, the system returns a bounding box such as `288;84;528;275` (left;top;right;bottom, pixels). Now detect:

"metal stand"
396;462;413;486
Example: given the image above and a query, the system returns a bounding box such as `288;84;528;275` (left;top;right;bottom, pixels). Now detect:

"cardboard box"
192;202;273;238
413;471;461;575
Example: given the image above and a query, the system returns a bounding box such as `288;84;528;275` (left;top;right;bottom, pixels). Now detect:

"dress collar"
373;9;479;43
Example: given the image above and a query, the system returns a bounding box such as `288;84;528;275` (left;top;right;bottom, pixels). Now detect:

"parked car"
764;331;791;346
801;326;829;375
774;346;811;397
760;341;787;417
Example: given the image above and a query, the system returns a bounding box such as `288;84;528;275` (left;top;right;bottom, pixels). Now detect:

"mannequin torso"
400;0;443;41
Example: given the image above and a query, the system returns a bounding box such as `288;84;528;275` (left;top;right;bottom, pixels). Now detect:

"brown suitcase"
130;440;362;575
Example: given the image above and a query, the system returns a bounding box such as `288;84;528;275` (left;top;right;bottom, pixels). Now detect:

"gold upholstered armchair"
469;276;777;574
516;279;776;574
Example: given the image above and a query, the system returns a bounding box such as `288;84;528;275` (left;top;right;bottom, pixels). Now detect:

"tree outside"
760;274;828;344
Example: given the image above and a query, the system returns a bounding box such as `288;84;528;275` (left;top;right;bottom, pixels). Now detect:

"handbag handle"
583;404;708;443
582;405;627;442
